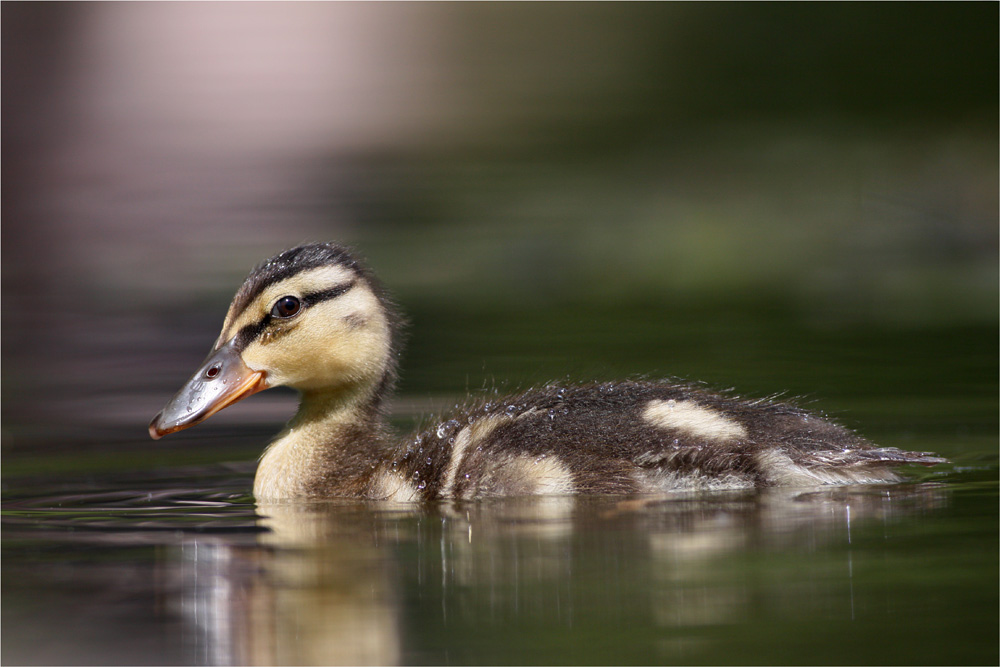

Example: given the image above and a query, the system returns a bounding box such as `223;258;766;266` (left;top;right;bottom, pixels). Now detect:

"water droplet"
436;419;459;439
426;457;432;465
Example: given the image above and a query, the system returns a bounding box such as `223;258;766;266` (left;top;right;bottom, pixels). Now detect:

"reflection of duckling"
150;243;945;501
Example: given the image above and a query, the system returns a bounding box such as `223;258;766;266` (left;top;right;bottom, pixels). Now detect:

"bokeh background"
3;3;997;468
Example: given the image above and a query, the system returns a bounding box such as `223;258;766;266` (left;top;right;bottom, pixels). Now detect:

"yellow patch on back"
456;452;576;499
516;455;576;495
370;469;423;502
442;415;513;498
642;399;747;442
755;450;901;486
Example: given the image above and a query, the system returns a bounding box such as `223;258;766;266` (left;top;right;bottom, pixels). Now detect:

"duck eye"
271;296;301;318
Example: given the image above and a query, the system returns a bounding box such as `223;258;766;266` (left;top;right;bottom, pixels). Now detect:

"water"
4;307;999;666
3;300;996;667
3;465;996;665
3;322;997;665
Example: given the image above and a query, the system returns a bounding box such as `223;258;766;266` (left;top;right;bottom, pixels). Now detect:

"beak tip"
149;414;165;440
148;341;268;442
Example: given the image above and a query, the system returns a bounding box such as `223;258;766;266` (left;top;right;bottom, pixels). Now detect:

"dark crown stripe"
228;243;360;325
231;281;356;352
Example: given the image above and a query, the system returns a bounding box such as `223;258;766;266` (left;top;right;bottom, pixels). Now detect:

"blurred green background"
1;8;996;664
2;3;996;463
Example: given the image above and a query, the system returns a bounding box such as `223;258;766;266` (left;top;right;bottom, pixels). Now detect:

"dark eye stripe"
301;281;354;307
233;318;269;352
231;281;356;352
227;244;360;325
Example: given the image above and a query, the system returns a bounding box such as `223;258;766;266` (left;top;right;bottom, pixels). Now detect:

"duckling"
149;242;945;501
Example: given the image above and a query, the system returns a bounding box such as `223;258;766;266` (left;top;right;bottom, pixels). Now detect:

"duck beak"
149;338;269;439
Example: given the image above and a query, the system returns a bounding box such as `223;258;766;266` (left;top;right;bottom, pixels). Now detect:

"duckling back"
368;381;945;501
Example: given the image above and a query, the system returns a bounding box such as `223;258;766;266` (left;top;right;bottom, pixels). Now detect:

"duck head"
149;243;398;439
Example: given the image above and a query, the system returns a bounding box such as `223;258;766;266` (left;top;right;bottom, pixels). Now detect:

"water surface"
4;318;998;665
3;441;996;665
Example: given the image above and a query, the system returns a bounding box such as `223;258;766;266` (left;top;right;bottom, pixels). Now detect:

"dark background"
3;2;997;459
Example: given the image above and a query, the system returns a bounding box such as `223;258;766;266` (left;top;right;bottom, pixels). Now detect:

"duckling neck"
253;387;388;500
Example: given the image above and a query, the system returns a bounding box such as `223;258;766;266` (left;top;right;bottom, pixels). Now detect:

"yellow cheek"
242;313;390;391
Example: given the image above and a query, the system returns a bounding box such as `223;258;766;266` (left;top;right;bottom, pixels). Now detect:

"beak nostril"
206;365;221;379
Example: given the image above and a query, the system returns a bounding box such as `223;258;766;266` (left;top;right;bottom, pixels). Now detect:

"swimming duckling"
150;243;945;501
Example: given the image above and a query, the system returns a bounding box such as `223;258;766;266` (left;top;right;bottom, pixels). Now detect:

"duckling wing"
381;381;946;500
743;405;947;485
794;446;947;468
